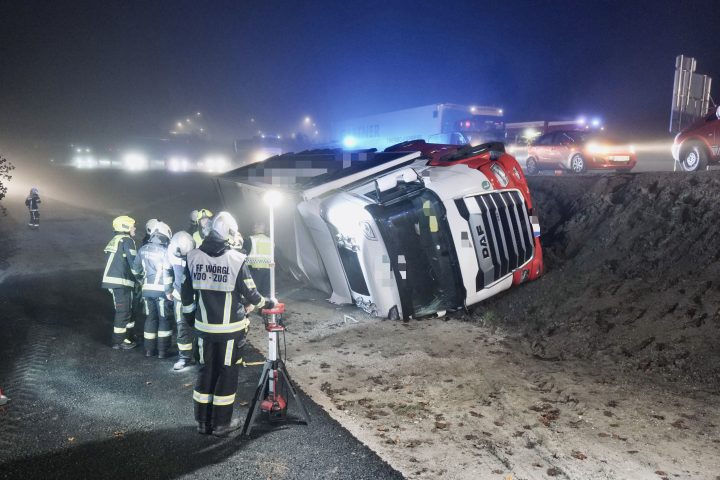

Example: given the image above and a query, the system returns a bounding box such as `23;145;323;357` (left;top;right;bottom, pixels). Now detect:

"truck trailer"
335;104;505;151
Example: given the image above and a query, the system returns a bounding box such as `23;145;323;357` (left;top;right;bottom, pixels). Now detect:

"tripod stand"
242;302;310;436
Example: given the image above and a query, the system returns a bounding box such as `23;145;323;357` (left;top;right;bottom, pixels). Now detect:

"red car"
672;106;720;171
525;130;636;174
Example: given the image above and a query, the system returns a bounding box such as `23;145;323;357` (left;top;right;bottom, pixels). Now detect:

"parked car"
525;130;636;174
672;106;720;171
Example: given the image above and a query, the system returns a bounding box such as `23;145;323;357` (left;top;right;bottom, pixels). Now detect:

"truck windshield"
367;190;464;318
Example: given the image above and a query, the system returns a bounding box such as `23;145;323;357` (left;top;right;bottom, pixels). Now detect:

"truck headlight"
490;163;509;187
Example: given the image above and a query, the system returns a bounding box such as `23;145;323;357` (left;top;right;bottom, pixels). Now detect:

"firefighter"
192;209;213;247
102;215;140;349
133;222;173;357
25;187;41;228
245;220;272;296
166;231;196;370
181;211;273;436
188;210;200;235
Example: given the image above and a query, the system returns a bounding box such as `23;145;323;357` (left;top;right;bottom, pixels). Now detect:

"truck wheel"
570;154;586;173
680;145;708;172
526;157;539;175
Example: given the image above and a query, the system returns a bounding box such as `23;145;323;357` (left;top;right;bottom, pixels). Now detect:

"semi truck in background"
335;104;505;151
219;140;543;320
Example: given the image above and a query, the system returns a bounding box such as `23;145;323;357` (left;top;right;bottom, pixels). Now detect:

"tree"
0;155;16;216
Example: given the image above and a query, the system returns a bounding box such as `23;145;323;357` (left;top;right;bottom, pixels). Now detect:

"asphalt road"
0;162;403;479
0;270;403;480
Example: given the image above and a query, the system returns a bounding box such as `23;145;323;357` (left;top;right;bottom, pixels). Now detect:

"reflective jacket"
181;233;265;341
102;234;138;289
132;236;169;298
246;233;272;269
25;194;41;211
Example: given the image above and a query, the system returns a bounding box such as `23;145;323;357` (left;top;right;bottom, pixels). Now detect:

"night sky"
1;0;718;144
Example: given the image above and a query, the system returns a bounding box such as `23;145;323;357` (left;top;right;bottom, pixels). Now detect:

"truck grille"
458;190;535;291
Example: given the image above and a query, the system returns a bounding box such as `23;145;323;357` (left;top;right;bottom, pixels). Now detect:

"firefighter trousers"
174;299;195;360
143;297;172;354
28;210;39;226
109;287;136;345
193;336;245;427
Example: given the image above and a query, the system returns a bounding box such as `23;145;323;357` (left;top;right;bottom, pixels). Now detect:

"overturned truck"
219;140;543;320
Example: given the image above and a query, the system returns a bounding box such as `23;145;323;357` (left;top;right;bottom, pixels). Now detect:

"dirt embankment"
479;172;720;391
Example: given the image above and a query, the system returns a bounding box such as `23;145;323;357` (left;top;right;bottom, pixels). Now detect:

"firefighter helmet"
198;208;213;220
189;210;199;225
154;222;172;241
211;211;238;242
169;231;195;257
145;218;159;235
112;215;136;233
30;187;39;195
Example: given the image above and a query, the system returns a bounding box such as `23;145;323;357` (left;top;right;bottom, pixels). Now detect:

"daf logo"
475;225;491;259
481;180;491;190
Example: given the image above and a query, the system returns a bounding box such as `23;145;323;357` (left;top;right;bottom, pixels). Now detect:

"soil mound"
478;172;720;391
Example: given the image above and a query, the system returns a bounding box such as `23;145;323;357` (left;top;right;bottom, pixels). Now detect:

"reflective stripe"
255;296;266;310
193;390;212;403
126;322;135;329
143;284;166;292
144;299;149;315
159;299;165;317
144;332;157;339
212;393;236;406
182;303;196;314
178;343;193;351
429;216;438;232
224;339;235;366
199;293;208;323
114;327;126;334
103;277;135;287
158;330;172;338
223;292;232;324
109;289;116;303
243;278;256;289
198;338;204;364
195;319;249;334
129;249;137;256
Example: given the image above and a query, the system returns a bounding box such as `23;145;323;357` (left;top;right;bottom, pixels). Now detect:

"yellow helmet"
198;208;213;219
112;215;136;233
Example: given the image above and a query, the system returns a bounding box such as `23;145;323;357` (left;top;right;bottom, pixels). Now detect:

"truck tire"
680;144;708;172
570;154;586;173
526;157;539;175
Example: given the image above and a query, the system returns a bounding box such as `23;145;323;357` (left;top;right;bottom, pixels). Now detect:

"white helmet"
169;231;195;257
30;187;39;195
189;210;199;225
153;221;172;241
146;218;159;235
211;211;238;242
